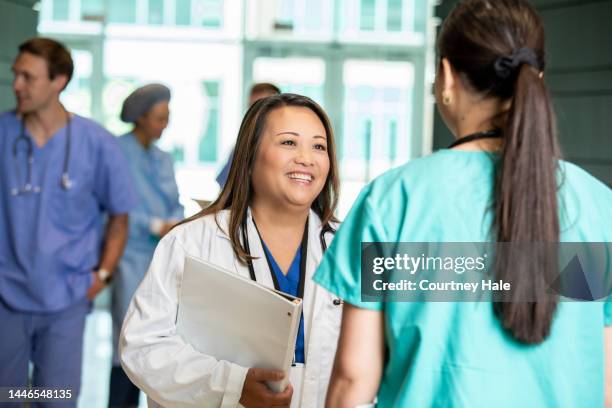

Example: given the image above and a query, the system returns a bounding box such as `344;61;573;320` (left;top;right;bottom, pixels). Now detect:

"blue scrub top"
0;111;137;313
262;242;305;364
118;132;184;251
215;149;234;188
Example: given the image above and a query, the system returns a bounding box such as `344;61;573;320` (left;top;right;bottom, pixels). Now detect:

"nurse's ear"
51;73;69;94
440;58;456;106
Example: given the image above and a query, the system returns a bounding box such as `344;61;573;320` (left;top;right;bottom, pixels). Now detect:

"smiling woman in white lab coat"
120;93;342;408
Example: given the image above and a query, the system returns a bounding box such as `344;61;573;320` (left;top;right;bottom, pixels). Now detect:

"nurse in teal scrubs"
315;0;612;407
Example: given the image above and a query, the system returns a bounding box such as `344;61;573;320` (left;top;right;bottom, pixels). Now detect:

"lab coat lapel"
226;208;324;337
303;210;323;357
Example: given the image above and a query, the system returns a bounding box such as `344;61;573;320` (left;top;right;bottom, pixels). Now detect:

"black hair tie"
493;47;541;80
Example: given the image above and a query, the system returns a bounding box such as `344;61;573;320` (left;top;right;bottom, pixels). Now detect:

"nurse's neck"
23;99;69;148
133;127;154;149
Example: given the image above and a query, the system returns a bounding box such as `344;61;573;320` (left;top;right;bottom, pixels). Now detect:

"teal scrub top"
314;150;612;408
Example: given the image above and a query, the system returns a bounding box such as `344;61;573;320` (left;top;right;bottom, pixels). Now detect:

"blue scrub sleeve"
314;186;386;311
215;150;234;189
94;132;138;214
165;155;184;220
128;210;155;237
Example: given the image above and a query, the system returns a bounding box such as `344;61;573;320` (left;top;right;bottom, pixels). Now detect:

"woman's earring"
442;91;452;106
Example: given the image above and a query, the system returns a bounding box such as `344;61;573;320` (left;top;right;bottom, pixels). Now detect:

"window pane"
387;0;403;31
303;0;323;31
193;0;223;27
388;118;398;161
252;57;326;107
102;78;138;136
276;0;294;28
108;0;136;23
176;0;191;25
171;146;185;163
344;87;373;159
149;0;164;24
198;81;220;162
61;49;93;117
52;0;69;21
342;60;414;180
81;0;104;20
360;0;376;31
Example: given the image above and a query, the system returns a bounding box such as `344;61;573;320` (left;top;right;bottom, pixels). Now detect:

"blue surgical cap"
120;83;171;123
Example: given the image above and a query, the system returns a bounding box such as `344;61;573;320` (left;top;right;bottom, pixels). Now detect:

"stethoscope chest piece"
61;173;73;190
12;112;73;195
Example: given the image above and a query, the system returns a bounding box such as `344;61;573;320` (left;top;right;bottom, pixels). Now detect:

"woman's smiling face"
251;105;330;212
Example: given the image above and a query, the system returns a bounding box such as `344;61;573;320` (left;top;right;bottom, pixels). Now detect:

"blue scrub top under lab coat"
262;242;305;364
0;111;136;313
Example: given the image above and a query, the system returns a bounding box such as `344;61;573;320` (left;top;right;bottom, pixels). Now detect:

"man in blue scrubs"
0;38;136;407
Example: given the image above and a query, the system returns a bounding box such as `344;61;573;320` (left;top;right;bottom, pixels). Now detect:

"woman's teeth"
288;173;313;182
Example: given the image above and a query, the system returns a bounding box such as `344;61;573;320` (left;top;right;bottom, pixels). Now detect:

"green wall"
433;0;612;186
0;0;38;111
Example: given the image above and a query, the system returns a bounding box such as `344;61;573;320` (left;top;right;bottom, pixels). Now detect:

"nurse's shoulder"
68;114;127;159
560;160;612;199
558;160;612;240
0;111;20;143
71;114;114;140
364;150;483;208
117;131;134;147
0;110;18;124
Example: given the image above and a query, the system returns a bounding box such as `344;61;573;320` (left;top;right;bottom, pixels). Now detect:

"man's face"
12;52;66;114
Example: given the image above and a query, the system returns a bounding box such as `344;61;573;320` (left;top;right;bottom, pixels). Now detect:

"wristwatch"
97;268;112;284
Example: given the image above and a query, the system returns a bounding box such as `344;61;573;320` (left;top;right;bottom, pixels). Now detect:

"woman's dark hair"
438;0;561;344
178;93;339;264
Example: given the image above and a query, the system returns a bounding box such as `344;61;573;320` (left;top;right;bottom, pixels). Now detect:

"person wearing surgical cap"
108;83;184;408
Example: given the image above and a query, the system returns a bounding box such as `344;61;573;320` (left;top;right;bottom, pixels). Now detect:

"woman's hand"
239;368;293;408
159;221;177;237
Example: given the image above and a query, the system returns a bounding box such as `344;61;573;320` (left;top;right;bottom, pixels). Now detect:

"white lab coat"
120;208;342;408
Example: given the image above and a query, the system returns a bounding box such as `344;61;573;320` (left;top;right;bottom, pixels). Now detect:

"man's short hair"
18;37;74;87
249;82;281;96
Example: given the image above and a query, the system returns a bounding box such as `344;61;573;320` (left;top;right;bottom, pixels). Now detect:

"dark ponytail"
438;0;561;344
494;63;560;344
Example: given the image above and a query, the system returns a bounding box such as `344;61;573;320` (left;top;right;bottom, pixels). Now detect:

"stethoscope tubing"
241;216;342;305
11;111;73;195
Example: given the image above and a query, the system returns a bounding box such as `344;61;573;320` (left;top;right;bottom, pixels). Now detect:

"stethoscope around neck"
241;216;342;306
11;111;74;196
